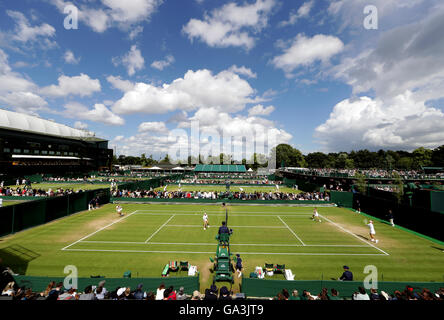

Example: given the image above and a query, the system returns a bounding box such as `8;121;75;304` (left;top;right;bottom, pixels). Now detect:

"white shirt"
203;214;208;222
313;210;319;217
156;288;165;300
368;223;375;234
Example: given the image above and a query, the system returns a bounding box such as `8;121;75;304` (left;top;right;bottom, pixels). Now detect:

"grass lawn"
1;203;443;293
155;184;300;194
1;200;27;206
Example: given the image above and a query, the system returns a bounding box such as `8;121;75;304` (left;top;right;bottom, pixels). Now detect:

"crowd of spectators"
0;186;84;197
2;278;442;301
112;189;329;201
273;286;444;301
289;168;444;180
0;280;236;301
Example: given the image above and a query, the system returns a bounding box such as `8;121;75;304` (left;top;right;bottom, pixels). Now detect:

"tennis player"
367;220;379;243
203;212;209;230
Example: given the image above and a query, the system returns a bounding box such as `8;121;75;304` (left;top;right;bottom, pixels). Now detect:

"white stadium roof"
0;108;96;139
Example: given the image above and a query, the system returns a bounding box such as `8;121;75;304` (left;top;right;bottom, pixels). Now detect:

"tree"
412;147;433;169
272;144;305;168
355;172;367;194
431;145;444;167
392;172;404;203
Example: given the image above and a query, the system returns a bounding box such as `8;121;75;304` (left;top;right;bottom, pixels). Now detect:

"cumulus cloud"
74;121;88;130
279;0;314;27
107;75;136;92
6;10;56;44
112;68;257;115
315;91;444;151
228;65;257;78
182;0;276;50
113;45;145;76
63;102;125;126
271;34;344;76
0;49;47;113
64;50;80;64
151;55;175;70
50;0;162;34
40;73;101;97
138;121;168;133
333;7;444;102
248;104;275;116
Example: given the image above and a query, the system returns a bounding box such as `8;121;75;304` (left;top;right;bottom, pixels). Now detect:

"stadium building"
0;108;113;175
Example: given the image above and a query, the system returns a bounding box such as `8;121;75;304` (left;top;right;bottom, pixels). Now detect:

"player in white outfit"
116;205;124;217
367;220;378;243
312;208;321;222
203;212;209;230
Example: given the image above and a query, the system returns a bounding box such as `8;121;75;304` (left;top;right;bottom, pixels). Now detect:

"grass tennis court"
1;203;443;292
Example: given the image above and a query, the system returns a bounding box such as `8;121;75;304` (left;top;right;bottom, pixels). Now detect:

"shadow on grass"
0;244;40;275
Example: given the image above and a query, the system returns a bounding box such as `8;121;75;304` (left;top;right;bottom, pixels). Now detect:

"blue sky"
1;0;443;160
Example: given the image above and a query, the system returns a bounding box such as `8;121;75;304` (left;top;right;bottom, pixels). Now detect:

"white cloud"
63;102;125;126
50;0;162;34
315;91;444;151
228;65;257;78
279;0;314;27
0;49;47;113
113;45;145;76
64;50;80;64
182;0;276;50
74;121;88;130
40;73;101;97
151;55;175;70
138;121;168;133
248;104;275;116
129;26;144;40
112;68;257;115
107;75;135;92
272;34;344;76
332;7;444;102
6;10;56;43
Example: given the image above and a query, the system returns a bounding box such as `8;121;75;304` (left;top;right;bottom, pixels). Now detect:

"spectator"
156;283;165;300
46;282;64;300
133;283;146;300
191;290;203;300
58;288;76;300
329;289;341;300
176;287;188;300
79;285;96;300
94;280;107;300
370;288;380;300
289;289;301;300
353;287;370;300
2;282;15;296
219;286;232;300
204;285;218;300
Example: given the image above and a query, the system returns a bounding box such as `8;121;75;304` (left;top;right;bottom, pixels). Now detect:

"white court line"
319;214;390;256
134;212;312;217
164;225;287;229
278;216;306;246
63;248;386;256
61;210;139;251
134;210;314;215
144;215;176;243
78;240;369;247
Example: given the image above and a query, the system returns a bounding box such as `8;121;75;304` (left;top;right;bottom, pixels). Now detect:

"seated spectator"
191;290;203;300
79;285;96;300
352;287;370;300
369;288;380;300
133;283;146;300
219;286;232;300
289;289;301;300
176;287;188;300
204;285;218;300
329;289;341;300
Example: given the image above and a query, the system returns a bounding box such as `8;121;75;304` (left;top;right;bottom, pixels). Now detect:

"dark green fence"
330;191;354;208
0;188;110;237
241;278;444;299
